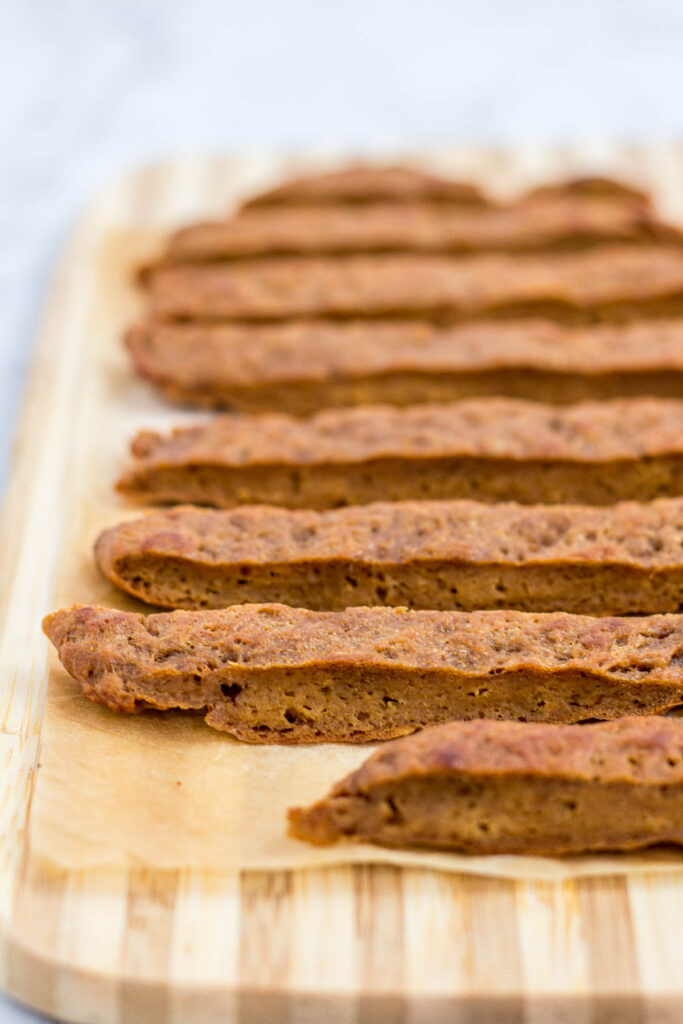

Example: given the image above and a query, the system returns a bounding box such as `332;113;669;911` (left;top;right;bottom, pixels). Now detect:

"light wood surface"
3;145;683;1023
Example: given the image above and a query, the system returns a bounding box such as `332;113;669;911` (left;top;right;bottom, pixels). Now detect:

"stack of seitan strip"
46;163;683;855
133;165;683;409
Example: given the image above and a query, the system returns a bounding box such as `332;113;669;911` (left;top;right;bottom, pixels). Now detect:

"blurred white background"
2;0;683;1019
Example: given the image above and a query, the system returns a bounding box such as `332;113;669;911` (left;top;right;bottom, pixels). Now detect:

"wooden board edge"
0;192;112;989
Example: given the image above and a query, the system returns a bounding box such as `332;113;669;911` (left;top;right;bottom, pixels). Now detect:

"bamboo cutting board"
4;145;683;1023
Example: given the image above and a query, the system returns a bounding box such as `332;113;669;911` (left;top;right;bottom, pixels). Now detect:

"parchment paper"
28;219;683;881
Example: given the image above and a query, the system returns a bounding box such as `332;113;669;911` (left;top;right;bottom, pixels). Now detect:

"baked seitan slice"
145;246;683;323
239;166;650;210
43;605;683;743
524;174;652;207
152;195;682;266
126;318;683;413
116;398;683;509
288;716;683;853
94;498;683;615
239;164;490;208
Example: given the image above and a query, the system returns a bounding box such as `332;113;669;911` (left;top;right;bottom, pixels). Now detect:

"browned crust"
239;164;490;208
125;318;683;412
42;605;683;742
144;246;683;323
288;716;683;851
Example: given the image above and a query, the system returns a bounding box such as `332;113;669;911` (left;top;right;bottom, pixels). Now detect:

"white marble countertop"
3;0;683;1020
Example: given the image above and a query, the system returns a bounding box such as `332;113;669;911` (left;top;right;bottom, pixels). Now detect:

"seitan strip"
43;605;683;743
240;164;490;208
145;246;683;324
94;497;683;610
94;498;683;615
524;175;652;207
156;196;680;266
126;318;683;413
289;716;683;853
116;398;683;509
240;166;650;210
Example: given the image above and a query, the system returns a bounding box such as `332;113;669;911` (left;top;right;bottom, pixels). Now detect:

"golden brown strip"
526;174;651;207
288;716;683;852
126;318;683;413
43;605;683;743
241;166;651;210
95;498;683;616
116;398;683;509
145;246;683;323
158;196;679;265
240;164;489;208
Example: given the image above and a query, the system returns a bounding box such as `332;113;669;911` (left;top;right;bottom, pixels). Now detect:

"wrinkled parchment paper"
28;199;683;881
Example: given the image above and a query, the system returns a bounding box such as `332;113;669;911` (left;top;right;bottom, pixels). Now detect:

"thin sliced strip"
116;398;683;509
524;174;652;207
126;318;683;412
43;605;683;743
240;164;490;208
240;165;650;210
95;498;683;614
158;196;680;265
145;247;683;323
288;716;683;853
